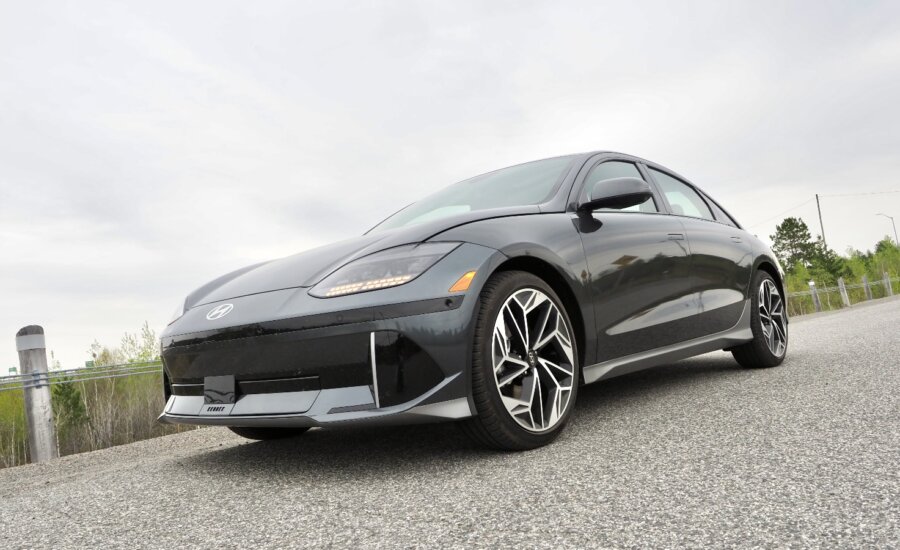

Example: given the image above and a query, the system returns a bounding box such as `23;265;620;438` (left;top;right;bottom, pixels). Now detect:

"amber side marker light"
449;271;477;293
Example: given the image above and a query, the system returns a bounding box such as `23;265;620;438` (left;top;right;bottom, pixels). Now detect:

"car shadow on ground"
179;354;748;477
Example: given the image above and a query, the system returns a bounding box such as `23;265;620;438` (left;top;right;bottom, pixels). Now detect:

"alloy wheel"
758;279;787;357
491;288;575;432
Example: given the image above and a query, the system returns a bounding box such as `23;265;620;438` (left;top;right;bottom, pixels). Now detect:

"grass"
0;368;198;469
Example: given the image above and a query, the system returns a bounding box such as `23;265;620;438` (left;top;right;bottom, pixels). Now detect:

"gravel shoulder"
1;298;898;548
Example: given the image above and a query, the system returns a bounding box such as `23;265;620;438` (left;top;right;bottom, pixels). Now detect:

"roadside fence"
2;326;169;467
0;362;162;393
786;272;898;316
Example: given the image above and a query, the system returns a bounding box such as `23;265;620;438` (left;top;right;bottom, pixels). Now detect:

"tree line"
770;216;900;294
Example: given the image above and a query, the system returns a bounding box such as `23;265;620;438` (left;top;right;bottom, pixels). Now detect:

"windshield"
370;155;577;232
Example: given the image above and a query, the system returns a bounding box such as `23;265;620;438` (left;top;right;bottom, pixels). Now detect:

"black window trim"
698;189;743;229
642;164;720;223
568;155;666;216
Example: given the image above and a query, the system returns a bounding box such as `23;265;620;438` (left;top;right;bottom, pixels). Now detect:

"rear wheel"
732;270;788;368
461;271;580;451
227;426;310;440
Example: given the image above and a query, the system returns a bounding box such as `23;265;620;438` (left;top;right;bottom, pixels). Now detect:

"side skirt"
582;299;753;385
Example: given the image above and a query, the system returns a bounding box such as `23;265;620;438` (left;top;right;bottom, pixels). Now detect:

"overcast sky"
2;1;899;370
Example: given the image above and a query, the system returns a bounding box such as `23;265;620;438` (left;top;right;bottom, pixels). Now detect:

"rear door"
645;166;752;335
573;158;695;363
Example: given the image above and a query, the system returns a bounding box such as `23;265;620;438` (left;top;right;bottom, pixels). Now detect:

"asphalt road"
2;298;899;549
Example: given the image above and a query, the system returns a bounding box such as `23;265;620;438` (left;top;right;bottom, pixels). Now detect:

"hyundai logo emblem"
206;303;234;320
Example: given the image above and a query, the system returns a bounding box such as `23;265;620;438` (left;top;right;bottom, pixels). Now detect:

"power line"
746;197;816;229
746;189;900;230
818;190;900;197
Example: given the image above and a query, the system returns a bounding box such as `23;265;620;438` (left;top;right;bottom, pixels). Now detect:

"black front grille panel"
170;382;203;396
163;331;371;390
169;375;320;397
237;376;320;394
164;329;445;409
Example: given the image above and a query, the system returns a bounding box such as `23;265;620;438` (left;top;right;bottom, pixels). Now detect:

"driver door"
574;159;696;363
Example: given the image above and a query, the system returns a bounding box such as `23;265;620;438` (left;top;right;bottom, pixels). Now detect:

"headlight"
168;298;187;325
310;242;460;298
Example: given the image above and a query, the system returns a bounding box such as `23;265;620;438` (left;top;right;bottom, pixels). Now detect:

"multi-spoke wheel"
732;270;788;368
462;271;580;450
492;288;576;432
758;279;787;357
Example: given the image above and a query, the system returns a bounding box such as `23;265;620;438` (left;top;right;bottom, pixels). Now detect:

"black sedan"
159;151;788;450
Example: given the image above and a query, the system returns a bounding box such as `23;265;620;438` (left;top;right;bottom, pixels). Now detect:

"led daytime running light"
323;275;414;297
310;242;460;298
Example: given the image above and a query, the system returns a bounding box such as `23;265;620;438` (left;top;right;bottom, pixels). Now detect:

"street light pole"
877;213;899;246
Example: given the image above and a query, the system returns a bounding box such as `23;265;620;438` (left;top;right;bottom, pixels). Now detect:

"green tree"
120;321;160;363
51;376;88;434
770;217;815;272
48;354;89;454
808;238;848;283
89;321;160;366
875;237;896;255
872;237;900;277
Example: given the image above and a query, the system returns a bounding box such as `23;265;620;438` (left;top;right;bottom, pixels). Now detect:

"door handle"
668;233;685;240
730;236;742;243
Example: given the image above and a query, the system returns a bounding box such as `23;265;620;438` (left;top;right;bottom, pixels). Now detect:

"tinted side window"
703;193;738;227
649;168;714;220
581;161;657;213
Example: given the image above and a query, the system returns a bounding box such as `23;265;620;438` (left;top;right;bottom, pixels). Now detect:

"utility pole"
816;194;827;249
876;213;898;246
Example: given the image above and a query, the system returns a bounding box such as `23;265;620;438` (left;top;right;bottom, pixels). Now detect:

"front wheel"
732;270;788;368
461;271;580;451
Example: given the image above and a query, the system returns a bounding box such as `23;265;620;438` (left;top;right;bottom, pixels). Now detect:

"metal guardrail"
0;361;162;393
785;273;897;313
8;326;169;464
787;277;898;297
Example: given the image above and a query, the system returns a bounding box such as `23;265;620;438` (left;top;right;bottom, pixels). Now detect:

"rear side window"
703;193;739;227
581;161;657;213
649;168;714;221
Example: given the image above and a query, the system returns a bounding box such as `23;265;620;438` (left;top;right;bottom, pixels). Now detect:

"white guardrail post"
884;272;894;297
837;277;851;307
808;281;822;312
16;325;58;463
862;275;874;301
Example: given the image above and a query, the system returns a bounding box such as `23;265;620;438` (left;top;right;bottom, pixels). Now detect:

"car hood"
185;205;538;307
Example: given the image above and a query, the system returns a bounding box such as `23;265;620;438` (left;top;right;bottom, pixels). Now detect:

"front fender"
432;213;595;366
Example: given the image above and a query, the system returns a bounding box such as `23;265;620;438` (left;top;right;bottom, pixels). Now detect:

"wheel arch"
755;259;787;321
489;255;589;376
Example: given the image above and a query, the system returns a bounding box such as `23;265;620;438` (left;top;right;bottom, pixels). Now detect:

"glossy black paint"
186;207;538;308
373;331;445;408
580;177;653;211
162;296;464;348
160;150;785;428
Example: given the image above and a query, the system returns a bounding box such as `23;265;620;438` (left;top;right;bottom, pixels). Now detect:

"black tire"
732;270;788;368
227;426;310;441
461;271;580;451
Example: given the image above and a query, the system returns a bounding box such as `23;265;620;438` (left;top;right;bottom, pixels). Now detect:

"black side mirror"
578;177;653;212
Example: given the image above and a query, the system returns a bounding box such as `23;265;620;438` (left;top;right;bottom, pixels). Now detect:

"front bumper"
158;242;504;428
